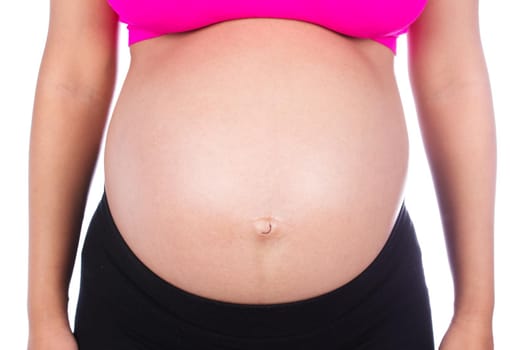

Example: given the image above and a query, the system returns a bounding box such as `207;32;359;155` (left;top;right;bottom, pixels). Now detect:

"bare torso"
104;18;409;304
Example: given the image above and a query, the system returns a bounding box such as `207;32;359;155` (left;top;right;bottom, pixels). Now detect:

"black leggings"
73;189;435;349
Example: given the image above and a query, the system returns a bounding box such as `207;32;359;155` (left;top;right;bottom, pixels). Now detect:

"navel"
253;217;275;235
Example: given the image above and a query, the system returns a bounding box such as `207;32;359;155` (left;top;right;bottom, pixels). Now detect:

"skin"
103;20;409;305
408;0;495;348
28;0;495;349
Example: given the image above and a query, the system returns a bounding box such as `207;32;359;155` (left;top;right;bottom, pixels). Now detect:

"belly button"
253;217;275;235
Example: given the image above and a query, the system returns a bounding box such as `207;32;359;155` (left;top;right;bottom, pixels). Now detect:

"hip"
74;189;434;349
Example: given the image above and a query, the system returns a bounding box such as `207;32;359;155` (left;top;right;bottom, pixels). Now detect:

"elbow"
36;59;117;106
409;41;492;106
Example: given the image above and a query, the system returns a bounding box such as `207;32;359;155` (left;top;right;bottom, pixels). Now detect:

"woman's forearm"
414;70;496;321
28;69;114;332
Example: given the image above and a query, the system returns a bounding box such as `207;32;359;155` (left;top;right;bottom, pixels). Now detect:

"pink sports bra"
107;0;428;54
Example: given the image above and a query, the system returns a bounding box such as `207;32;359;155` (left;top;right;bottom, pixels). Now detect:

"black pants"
73;189;435;349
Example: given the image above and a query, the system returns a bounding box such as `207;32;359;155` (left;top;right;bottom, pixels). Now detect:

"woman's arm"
407;0;495;348
28;0;118;348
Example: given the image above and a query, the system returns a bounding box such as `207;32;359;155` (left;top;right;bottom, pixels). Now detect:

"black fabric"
73;189;435;349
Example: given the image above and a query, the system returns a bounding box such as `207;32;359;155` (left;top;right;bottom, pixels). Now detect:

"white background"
1;1;525;348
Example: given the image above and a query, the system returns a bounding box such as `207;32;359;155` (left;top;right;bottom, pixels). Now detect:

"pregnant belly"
103;19;409;304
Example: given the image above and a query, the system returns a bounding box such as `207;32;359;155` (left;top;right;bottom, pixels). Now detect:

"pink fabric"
107;0;428;54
